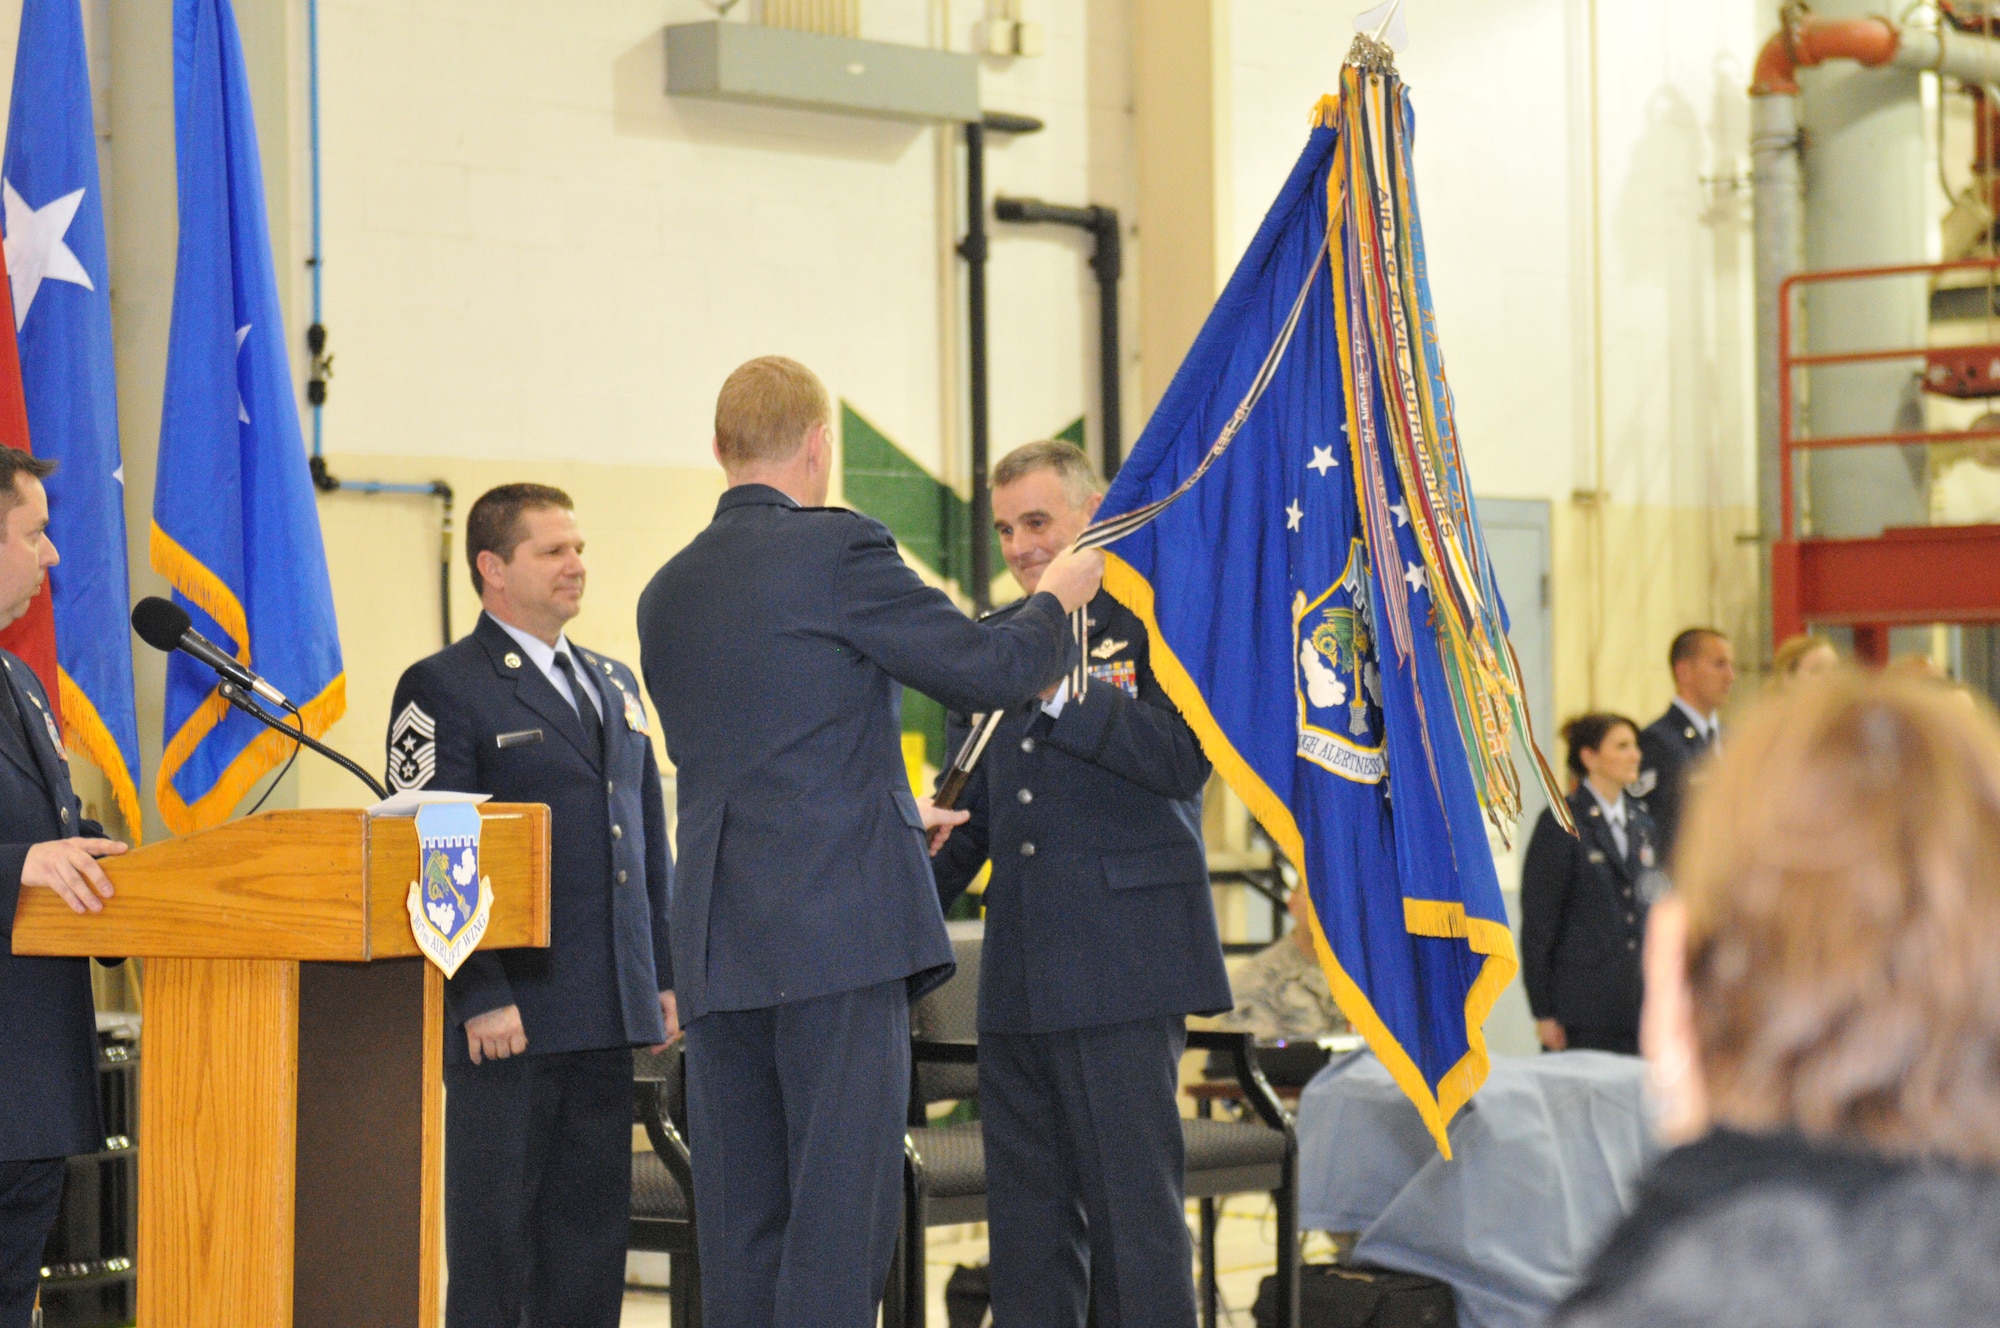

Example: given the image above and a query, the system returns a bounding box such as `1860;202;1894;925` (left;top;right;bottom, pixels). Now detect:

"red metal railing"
1777;255;2000;542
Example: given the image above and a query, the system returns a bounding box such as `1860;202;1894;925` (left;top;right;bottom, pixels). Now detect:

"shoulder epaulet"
572;646;630;680
792;504;855;516
979;597;1029;622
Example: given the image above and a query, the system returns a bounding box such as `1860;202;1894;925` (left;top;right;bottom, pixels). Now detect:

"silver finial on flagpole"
1348;0;1407;72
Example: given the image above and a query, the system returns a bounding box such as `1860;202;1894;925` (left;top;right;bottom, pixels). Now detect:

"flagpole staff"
932;708;1006;810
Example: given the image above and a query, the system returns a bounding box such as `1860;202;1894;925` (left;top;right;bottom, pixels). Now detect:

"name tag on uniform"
496;729;544;750
622;689;649;734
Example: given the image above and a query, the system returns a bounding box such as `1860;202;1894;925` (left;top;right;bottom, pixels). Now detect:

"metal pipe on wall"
305;0;455;648
991;196;1125;477
1749;0;1938;555
962;118;992;613
958;111;1045;614
1751;92;1802;648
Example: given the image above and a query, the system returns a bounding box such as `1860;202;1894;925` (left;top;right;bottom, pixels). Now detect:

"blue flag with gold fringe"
152;0;343;834
3;0;143;837
1087;48;1565;1154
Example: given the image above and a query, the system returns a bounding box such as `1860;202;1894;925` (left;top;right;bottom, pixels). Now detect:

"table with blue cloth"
1295;1051;1658;1328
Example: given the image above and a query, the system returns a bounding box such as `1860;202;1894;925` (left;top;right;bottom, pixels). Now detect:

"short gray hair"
991;439;1103;508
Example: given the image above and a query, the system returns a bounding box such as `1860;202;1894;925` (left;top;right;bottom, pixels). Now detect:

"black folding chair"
631;1044;700;1328
1184;1029;1299;1328
887;937;986;1328
890;938;1301;1328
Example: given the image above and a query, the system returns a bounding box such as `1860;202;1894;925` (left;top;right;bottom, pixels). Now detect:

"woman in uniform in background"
1519;714;1663;1056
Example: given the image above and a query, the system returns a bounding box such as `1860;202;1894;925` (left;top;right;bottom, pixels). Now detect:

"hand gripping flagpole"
933;709;1006;811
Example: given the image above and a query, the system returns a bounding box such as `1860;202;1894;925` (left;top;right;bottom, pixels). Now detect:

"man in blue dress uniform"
931;441;1231;1328
1635;628;1734;860
636;358;1104;1328
0;450;127;1328
385;483;673;1328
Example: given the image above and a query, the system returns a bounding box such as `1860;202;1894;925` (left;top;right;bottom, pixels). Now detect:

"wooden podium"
11;804;551;1328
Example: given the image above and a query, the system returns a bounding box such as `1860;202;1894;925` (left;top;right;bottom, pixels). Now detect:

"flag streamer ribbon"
1075;49;1570;1152
1070;204;1337;700
1074;60;1566;841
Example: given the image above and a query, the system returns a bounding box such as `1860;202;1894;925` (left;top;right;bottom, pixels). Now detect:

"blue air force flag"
1093;77;1545;1155
152;0;344;833
2;0;143;835
408;802;492;978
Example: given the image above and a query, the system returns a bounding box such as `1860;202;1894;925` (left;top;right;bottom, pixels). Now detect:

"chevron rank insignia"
389;701;437;790
1627;769;1658;798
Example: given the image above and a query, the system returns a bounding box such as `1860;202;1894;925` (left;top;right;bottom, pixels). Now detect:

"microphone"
131;597;292;708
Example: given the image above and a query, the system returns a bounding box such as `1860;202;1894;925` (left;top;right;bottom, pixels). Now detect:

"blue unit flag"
152;0;344;834
1091;57;1563;1154
2;0;142;835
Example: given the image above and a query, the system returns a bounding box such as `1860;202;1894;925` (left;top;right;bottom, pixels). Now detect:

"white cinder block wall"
0;0;1772;831
320;0;1124;477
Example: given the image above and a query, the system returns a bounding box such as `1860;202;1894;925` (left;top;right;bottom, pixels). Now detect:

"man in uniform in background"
1635;627;1735;859
931;440;1230;1328
1216;885;1350;1044
637;359;1102;1328
385;483;673;1328
0;450;127;1328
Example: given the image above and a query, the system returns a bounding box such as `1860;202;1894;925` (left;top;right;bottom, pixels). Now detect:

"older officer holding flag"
386;483;672;1328
932;440;1231;1328
638;357;1103;1328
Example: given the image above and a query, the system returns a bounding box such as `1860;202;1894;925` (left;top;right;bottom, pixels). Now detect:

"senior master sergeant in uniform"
931;440;1231;1328
386;483;673;1328
637;357;1104;1328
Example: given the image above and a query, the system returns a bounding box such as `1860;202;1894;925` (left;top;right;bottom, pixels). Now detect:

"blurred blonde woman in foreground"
1552;673;2000;1326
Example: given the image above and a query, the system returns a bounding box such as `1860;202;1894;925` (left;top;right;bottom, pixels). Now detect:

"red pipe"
1751;15;1901;96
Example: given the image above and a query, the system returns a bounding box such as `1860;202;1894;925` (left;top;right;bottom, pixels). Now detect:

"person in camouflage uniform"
1217;886;1350;1041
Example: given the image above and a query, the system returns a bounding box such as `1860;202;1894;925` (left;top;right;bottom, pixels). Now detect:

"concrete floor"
619;1195;1301;1325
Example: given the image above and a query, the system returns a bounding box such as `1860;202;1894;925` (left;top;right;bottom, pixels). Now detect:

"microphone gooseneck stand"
215;680;389;801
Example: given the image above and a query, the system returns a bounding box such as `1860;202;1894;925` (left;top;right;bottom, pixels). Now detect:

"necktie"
552;651;604;757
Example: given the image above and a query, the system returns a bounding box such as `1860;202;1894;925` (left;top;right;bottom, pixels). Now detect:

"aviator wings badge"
406;802;494;977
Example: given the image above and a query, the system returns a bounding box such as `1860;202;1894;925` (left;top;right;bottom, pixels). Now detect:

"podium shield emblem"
406;802;493;977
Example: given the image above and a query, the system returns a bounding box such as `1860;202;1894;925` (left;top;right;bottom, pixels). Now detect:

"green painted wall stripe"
839;402;1091;769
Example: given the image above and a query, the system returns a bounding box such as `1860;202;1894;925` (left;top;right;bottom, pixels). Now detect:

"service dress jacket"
931;590;1232;1034
1635;704;1715;860
1518;785;1662;1038
0;650;111;1161
386;614;672;1064
636;484;1072;1023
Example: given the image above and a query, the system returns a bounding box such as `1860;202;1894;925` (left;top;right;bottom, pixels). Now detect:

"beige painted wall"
298;454;722;807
